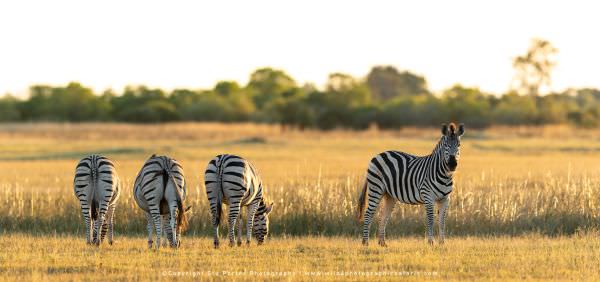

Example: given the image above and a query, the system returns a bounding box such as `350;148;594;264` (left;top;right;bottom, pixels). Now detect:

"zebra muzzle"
448;156;458;171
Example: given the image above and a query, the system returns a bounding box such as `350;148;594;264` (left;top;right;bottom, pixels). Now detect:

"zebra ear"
265;202;274;214
441;123;449;136
458;123;465;137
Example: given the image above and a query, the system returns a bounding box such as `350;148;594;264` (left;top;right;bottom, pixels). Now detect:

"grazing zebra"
73;154;121;245
133;154;191;249
357;123;464;246
204;154;273;248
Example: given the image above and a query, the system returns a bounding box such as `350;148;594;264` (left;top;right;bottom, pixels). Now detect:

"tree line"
1;39;599;129
1;66;599;129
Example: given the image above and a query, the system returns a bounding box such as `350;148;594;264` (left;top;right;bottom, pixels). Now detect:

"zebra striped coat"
73;155;121;245
357;123;464;246
204;154;273;248
133;154;189;249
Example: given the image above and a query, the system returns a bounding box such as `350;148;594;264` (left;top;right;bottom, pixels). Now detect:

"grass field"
0;123;599;280
1;234;599;281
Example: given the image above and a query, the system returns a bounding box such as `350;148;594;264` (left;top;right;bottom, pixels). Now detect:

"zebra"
204;154;274;248
133;154;191;249
357;123;464;246
73;154;121;246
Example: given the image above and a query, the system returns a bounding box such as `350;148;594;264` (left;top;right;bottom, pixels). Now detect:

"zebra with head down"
205;154;273;248
73;154;121;246
133;154;191;249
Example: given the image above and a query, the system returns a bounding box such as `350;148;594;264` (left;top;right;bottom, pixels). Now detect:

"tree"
247;68;296;109
305;73;373;130
111;86;178;122
366;65;429;100
493;92;538;124
512;39;558;96
377;95;444;128
442;85;492;128
0;95;22;121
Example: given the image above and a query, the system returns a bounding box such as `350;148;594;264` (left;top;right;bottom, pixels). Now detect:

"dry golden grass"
0;234;599;281
0;122;599;280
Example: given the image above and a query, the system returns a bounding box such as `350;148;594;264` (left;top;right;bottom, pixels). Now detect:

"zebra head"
441;123;465;174
253;201;274;245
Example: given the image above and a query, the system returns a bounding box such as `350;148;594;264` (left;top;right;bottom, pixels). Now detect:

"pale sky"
0;0;598;97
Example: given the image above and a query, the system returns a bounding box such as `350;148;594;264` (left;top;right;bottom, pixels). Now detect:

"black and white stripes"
73;154;121;245
357;123;465;246
205;154;273;248
133;154;190;249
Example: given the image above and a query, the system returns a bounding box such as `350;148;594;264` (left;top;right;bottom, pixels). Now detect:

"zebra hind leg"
81;208;93;245
93;204;108;246
227;202;242;247
108;205;116;245
169;204;178;248
151;211;162;250
362;184;385;246
162;215;169;248
378;195;395;247
236;214;243;246
100;205;114;244
146;212;154;249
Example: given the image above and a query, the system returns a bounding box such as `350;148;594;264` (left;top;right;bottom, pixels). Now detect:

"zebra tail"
356;179;368;223
214;158;225;227
166;170;188;233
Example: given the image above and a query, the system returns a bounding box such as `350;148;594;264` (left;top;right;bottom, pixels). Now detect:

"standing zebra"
133;154;190;249
357;123;464;246
73;154;121;245
205;154;273;248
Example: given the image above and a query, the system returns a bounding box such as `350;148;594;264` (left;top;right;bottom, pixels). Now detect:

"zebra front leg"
246;201;259;245
236;215;243;246
227;202;242;247
378;195;395;247
362;186;384;246
424;201;435;245
437;196;450;245
146;212;154;249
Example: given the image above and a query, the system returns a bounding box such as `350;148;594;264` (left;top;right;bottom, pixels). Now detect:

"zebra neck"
429;138;453;183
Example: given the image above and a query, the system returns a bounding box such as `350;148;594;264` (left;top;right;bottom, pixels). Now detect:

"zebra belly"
385;186;423;205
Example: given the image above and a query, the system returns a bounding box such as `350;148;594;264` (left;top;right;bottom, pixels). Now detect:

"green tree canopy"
366;65;429;101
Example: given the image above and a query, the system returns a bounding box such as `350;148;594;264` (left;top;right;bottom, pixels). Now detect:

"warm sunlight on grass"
0;123;599;280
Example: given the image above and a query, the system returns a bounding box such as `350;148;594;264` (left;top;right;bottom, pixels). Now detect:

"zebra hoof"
378;240;387;247
229;242;235;247
246;240;251;246
362;239;369;247
148;240;153;249
108;240;113;246
214;242;220;249
237;241;242;247
428;239;434;246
